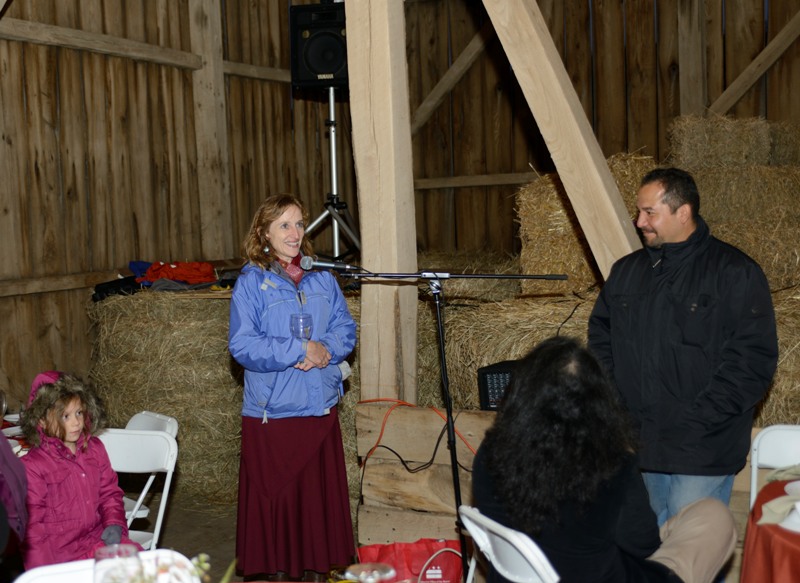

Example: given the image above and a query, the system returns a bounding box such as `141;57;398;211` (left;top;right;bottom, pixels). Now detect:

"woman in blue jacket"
229;194;357;582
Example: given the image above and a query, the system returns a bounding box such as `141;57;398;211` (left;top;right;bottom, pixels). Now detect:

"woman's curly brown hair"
21;374;108;448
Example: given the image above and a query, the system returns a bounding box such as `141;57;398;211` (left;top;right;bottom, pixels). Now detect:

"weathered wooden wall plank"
593;0;626;155
625;0;658;158
766;3;800;123
726;0;765;117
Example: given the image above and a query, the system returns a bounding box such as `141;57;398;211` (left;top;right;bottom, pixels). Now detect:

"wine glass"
290;313;314;340
343;563;397;583
94;543;143;583
0;390;6;418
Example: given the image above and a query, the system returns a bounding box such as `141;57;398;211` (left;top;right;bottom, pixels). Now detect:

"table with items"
740;479;800;582
2;413;29;457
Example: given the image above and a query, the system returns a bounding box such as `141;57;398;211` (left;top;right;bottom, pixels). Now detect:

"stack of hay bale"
441;115;800;429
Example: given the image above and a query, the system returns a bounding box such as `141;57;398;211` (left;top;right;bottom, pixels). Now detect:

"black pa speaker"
477;360;518;411
290;3;348;90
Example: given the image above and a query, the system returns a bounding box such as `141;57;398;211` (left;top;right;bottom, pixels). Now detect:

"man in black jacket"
588;167;778;526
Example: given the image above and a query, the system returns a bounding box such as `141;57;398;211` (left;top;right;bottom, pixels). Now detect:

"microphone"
299;255;361;272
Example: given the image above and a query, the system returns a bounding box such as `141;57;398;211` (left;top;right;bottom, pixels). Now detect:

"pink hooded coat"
20;372;139;568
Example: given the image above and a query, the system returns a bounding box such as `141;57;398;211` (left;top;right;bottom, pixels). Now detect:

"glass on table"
94;543;143;583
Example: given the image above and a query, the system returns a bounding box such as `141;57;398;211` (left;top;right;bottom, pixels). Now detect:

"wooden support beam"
482;0;640;279
223;61;291;83
0;271;120;298
0;17;201;69
346;1;418;402
358;505;459;545
678;0;707;115
709;9;800;116
410;21;494;135
189;0;234;259
415;171;537;190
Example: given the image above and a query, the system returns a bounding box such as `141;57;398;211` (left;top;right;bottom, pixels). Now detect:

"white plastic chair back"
99;428;178;550
459;505;560;583
750;424;800;509
14;549;199;582
126;410;179;438
121;412;179;521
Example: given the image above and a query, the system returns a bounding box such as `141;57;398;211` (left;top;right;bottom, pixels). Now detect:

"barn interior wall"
0;0;798;398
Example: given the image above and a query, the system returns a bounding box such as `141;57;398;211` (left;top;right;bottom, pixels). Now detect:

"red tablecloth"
740;480;800;582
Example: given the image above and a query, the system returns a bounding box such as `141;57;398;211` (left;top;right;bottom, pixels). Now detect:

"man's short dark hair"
641;167;700;218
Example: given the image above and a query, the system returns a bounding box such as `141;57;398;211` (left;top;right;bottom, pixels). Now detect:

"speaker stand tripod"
305;87;361;260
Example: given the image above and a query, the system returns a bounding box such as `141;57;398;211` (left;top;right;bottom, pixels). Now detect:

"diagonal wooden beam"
482;0;640;278
709;9;800;116
411;21;494;135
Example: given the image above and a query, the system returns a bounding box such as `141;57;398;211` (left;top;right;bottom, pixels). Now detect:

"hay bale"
417;251;521;302
444;294;597;409
516;153;657;295
667;115;771;168
757;287;800;426
87;292;242;505
693;166;800;224
770;121;800;166
712;220;800;290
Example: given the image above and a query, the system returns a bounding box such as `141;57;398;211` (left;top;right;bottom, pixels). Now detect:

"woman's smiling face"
266;204;305;263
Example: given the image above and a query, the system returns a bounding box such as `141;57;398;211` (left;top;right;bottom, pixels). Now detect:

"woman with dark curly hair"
20;372;139;569
472;336;737;583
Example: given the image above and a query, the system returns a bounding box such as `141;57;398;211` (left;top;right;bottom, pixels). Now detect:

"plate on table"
3;413;20;424
784;480;800;496
779;508;800;533
2;425;23;437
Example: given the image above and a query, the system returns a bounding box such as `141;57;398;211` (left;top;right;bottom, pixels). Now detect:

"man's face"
635;182;691;248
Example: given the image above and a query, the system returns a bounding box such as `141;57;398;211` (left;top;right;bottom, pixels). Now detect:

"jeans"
642;472;735;527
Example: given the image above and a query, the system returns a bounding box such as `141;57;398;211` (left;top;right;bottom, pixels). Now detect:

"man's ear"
677;203;692;224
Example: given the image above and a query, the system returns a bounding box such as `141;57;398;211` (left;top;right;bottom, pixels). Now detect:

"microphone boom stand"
342;268;567;583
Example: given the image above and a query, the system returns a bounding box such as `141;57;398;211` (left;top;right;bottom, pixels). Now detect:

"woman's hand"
294;340;331;371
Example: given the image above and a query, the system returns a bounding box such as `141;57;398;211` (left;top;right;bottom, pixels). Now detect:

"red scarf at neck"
278;255;305;286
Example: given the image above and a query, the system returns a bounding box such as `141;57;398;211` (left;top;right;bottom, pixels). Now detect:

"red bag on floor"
357;538;463;583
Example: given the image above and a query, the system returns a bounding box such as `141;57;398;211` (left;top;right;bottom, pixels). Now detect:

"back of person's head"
21;373;107;448
242;193;314;269
641;167;700;218
482;336;634;535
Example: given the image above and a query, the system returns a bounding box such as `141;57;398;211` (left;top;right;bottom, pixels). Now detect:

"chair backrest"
99;428;179;550
750;424;800;508
459;505;560;583
125;410;179;438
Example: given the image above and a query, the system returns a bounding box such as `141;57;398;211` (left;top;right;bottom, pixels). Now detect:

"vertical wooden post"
482;0;640;278
679;0;707;115
346;0;418;402
188;0;233;260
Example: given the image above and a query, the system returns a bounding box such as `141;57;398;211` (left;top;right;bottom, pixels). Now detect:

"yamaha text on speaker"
477;360;518;411
290;2;348;90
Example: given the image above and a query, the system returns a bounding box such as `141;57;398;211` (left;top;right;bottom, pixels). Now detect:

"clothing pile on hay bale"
87;292;242;505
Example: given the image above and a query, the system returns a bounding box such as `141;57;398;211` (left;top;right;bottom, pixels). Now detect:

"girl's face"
41;397;85;453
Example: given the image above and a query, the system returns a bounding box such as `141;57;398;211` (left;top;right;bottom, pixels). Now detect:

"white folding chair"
126;410;179;438
459;505;560;583
122;411;179;521
750;424;800;509
99;428;178;550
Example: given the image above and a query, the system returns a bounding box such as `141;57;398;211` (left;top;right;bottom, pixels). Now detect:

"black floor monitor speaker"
477;360;518;411
290;2;348;90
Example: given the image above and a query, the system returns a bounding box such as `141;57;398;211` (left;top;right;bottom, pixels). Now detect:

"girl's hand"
294;340;331;371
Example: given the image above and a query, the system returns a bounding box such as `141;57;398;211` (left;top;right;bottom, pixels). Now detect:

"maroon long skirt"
236;408;355;579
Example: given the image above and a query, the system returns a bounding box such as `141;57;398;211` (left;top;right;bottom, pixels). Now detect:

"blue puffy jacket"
229;261;357;421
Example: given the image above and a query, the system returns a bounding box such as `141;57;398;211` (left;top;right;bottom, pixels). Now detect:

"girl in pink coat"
19;372;140;569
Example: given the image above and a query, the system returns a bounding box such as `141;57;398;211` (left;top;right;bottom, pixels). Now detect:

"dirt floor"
154;490;750;583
